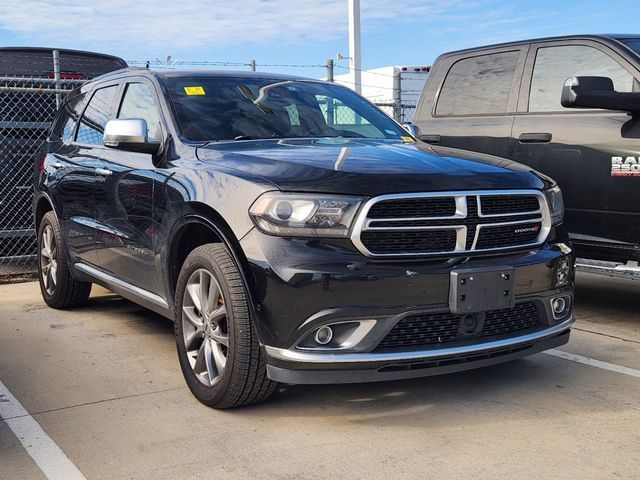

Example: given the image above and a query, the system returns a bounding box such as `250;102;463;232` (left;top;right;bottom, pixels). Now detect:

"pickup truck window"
76;85;118;145
436;51;519;116
166;77;406;142
529;45;635;112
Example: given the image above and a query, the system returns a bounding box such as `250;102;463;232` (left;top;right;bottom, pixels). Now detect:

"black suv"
35;68;574;408
414;34;640;265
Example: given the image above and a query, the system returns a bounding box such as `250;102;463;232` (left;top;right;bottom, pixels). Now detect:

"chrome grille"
351;190;550;257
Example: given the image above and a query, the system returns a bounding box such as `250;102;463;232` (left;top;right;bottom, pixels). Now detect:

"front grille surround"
351;190;550;257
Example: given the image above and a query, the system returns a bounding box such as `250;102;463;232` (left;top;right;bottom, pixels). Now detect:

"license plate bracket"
449;267;515;314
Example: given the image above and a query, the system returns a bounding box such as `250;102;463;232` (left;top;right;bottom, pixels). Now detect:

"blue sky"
0;0;637;78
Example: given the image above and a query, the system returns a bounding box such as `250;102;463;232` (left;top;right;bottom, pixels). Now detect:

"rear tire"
37;211;92;309
174;243;276;409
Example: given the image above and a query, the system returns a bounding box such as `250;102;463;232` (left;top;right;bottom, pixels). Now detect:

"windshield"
165;77;407;142
618;38;640;56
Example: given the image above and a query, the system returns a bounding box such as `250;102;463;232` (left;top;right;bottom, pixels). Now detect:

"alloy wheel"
182;268;229;386
40;224;58;296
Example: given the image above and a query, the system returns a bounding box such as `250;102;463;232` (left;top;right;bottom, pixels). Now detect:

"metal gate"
0;76;82;280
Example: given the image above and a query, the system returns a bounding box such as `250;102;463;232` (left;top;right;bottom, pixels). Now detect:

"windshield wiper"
233;135;291;141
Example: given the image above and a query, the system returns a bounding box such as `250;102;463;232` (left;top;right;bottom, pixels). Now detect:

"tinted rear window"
52;93;85;142
436;51;520;116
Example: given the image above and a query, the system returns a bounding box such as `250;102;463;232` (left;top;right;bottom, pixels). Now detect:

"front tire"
37;211;91;308
175;243;276;409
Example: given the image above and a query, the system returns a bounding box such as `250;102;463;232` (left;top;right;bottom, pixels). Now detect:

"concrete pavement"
1;273;639;479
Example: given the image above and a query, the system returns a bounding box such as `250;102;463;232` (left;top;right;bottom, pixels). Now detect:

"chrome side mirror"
402;123;421;137
103;119;160;154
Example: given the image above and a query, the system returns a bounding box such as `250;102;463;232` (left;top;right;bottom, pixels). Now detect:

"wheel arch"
33;192;57;231
164;203;259;329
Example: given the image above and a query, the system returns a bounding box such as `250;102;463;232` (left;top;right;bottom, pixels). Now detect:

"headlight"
545;186;564;226
249;192;364;237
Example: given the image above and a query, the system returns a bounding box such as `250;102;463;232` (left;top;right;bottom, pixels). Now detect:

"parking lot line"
544;349;640;379
0;380;86;480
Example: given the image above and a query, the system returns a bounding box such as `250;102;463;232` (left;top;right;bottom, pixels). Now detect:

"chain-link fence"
397;100;418;124
0;58;424;282
0;77;81;280
368;100;418;124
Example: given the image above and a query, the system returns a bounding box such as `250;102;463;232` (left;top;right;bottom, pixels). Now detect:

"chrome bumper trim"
264;316;575;364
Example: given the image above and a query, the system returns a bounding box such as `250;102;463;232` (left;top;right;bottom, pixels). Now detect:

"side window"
53;93;85;142
529;45;635;112
436;51;520;116
76;86;118;145
118;83;162;141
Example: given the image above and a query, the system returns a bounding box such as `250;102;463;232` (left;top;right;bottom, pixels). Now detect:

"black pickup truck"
413;34;640;266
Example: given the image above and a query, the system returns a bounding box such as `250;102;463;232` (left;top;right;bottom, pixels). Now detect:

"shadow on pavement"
67;279;633;423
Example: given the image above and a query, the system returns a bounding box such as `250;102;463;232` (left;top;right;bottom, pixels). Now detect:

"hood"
196;138;546;196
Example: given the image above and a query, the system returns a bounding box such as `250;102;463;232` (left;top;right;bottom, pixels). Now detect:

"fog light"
550;295;571;319
314;326;333;345
552;297;566;314
297;320;377;351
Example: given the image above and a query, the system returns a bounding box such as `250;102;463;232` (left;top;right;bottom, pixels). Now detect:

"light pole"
348;0;362;94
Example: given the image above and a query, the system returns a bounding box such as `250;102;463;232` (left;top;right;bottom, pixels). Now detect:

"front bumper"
265;316;572;384
240;227;574;384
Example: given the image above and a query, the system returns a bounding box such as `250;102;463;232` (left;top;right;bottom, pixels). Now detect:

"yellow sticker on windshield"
184;86;205;96
401;136;416;143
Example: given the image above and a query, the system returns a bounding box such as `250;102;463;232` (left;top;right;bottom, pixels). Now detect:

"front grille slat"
355;191;548;257
480;195;540;215
368;197;457;219
375;302;541;351
360;230;457;254
476;222;542;249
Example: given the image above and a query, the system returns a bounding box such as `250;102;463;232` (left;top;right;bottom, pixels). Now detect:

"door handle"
518;132;552;143
420;134;441;144
95;167;113;176
50;161;64;169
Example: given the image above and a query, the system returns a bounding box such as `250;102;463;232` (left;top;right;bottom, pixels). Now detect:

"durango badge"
611;156;640;176
514;225;540;234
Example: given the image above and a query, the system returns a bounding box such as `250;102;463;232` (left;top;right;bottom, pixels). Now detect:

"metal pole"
348;0;361;94
326;58;334;82
52;49;61;110
250;59;256;72
326;59;335;126
392;68;402;122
